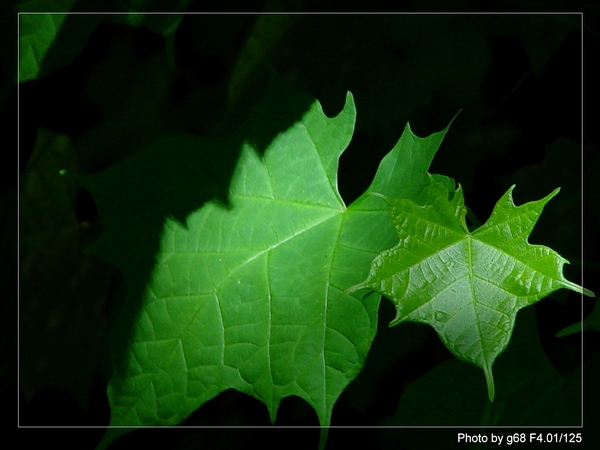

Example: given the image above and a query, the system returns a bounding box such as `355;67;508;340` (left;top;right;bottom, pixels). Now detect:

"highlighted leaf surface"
355;180;593;400
82;79;449;447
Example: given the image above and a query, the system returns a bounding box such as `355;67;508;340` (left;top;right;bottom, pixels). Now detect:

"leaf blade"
87;79;451;449
359;180;592;401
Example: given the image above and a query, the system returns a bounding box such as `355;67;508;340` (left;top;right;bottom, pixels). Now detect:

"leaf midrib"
399;233;561;320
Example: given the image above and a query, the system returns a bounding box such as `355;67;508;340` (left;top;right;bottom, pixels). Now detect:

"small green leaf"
352;179;594;401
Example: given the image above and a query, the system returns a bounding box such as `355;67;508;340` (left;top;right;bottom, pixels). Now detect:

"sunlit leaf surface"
81;78;449;448
352;180;593;400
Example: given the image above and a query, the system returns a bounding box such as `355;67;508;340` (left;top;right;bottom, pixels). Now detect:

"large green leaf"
350;179;594;401
79;79;449;448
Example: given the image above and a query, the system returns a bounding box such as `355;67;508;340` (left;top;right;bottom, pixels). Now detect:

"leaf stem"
484;365;495;402
318;427;329;450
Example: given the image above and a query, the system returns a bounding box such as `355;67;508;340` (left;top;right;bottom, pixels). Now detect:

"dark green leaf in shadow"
20;129;112;408
18;1;77;83
557;299;600;336
18;1;193;83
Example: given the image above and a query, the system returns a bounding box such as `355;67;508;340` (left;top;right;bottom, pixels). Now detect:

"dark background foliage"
4;1;599;449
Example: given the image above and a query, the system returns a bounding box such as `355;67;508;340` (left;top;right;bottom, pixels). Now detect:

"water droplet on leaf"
434;311;450;322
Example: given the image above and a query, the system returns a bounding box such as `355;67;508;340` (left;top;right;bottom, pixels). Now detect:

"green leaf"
17;1;192;83
123;1;192;36
20;129;112;407
81;78;450;448
351;179;594;402
18;1;76;83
